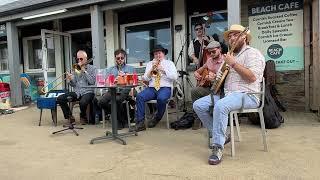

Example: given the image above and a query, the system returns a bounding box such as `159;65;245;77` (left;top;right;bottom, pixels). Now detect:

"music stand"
52;96;83;136
175;32;194;112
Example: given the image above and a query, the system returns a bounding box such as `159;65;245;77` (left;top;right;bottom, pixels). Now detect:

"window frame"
120;18;172;67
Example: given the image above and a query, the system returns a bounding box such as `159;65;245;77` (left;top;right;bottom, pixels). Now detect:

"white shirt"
143;59;178;88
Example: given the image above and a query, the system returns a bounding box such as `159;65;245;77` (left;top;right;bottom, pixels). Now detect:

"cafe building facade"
0;0;319;112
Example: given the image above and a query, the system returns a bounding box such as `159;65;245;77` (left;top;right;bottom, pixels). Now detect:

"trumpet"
39;58;93;94
151;59;160;76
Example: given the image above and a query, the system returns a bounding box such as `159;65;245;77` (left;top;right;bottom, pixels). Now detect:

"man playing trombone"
57;50;96;125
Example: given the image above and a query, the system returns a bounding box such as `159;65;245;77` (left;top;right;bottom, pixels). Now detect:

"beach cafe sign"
0;24;6;37
249;0;304;71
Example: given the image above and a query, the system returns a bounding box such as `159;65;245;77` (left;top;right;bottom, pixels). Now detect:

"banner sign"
249;0;304;71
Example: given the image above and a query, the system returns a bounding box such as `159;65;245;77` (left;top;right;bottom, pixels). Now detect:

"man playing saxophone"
135;45;178;132
193;24;265;165
57;50;96;125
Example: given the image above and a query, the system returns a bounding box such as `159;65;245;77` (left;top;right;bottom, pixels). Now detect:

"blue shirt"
105;64;135;93
106;64;135;76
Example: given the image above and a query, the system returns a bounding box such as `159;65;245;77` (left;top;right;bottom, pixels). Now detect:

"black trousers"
57;92;95;122
93;91;129;128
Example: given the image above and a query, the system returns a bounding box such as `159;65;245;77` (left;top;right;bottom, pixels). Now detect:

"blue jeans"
135;87;171;123
193;92;259;147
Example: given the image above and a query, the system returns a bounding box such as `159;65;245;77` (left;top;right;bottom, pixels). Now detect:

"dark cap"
150;44;168;55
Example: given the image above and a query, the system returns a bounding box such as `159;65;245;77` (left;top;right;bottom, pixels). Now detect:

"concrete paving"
0;105;319;180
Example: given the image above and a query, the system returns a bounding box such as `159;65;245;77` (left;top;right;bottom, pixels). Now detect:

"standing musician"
94;48;134;129
190;40;224;129
188;23;213;66
135;45;178;132
193;24;265;165
57;50;96;125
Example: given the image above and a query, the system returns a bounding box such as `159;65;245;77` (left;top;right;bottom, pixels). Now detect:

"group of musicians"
56;23;265;165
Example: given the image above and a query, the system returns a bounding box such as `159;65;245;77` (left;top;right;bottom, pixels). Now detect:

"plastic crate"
37;97;57;109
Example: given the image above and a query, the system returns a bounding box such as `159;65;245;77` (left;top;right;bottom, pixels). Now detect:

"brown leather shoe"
80;117;87;125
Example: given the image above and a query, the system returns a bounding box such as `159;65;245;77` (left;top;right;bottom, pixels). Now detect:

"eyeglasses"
116;57;125;60
228;32;240;39
195;27;203;31
76;58;84;61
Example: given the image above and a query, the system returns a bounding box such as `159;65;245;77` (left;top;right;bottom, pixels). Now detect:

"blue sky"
0;0;18;6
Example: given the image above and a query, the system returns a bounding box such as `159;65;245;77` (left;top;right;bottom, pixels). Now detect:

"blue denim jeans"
135;87;171;123
193;92;259;147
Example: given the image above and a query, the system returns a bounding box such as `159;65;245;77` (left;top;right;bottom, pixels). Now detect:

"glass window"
189;12;228;66
190;12;228;42
124;21;172;64
0;43;8;71
27;39;42;69
26;37;55;70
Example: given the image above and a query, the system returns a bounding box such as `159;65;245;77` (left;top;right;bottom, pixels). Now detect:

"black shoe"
147;118;160;128
135;121;146;132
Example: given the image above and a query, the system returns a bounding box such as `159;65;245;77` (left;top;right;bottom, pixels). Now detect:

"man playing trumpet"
193;24;265;165
135;45;178;132
57;50;96;125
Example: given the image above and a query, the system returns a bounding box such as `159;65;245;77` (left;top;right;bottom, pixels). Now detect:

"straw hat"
223;24;251;42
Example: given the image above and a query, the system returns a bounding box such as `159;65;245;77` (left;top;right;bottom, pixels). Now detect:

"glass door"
22;29;71;99
41;29;72;94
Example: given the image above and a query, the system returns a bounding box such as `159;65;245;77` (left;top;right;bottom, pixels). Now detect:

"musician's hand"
208;72;216;81
157;65;165;74
194;71;202;80
224;52;236;66
118;71;125;76
81;65;86;72
66;72;73;81
202;35;209;42
193;57;199;65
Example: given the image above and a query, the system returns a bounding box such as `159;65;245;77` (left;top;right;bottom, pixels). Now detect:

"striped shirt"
69;64;96;98
224;45;265;96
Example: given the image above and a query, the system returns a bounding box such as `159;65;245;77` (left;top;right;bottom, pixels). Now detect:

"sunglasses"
116;57;125;60
195;27;203;31
208;49;217;54
76;58;84;61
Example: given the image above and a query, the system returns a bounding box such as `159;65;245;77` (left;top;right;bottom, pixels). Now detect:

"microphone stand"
175;33;194;112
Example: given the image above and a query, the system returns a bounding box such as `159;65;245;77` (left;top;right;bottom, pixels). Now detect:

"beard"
231;40;245;54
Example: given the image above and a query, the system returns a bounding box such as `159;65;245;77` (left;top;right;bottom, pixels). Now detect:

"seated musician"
193;24;265;165
57;50;96;125
94;48;134;129
135;45;178;132
191;40;224;129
